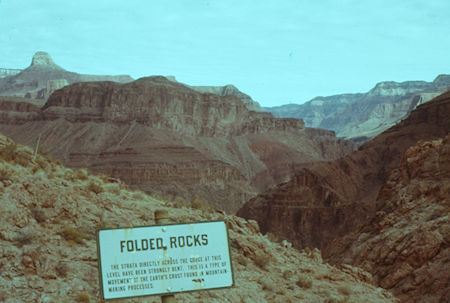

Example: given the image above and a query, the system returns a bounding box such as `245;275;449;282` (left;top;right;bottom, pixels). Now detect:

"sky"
0;0;449;107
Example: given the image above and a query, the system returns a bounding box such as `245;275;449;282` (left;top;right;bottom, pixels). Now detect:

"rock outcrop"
238;91;450;249
266;75;450;140
324;135;450;303
0;52;133;100
190;84;263;112
0;134;398;302
0;77;354;213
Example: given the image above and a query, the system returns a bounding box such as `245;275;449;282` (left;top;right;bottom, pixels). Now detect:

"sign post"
155;210;175;303
97;211;234;301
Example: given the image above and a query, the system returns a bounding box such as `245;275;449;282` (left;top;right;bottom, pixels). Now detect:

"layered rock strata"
238;91;450;248
324;135;450;303
0;77;354;213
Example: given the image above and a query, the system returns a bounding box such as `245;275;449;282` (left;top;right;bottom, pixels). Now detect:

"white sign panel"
97;221;233;300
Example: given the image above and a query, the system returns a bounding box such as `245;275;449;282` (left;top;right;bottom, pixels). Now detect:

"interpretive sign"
97;220;233;300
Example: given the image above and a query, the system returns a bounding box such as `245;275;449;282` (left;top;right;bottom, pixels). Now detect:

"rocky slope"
324;135;450;303
0;52;133;100
238;90;450;250
266;75;450;140
0;134;398;303
0;77;354;213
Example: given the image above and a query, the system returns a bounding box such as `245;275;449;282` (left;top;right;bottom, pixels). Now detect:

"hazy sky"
0;0;449;106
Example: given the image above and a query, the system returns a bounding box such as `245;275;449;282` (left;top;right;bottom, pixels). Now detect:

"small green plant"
296;274;313;289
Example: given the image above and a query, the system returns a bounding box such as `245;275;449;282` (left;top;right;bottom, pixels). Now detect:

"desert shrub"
191;198;214;213
13;150;32;166
253;253;271;270
104;183;121;195
132;191;146;200
76;169;89;181
0;167;11;181
0;143;17;161
266;232;278;242
282;269;294;280
15;230;35;247
235;254;248;266
338;285;352;296
296;274;312;289
55;261;69;278
87;181;104;194
76;292;90;303
30;207;47;223
259;278;274;292
60;226;87;244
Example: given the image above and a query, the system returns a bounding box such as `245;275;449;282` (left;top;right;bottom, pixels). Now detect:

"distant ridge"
0;51;133;100
266;75;450;140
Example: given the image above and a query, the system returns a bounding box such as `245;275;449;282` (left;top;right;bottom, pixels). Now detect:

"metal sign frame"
97;220;234;300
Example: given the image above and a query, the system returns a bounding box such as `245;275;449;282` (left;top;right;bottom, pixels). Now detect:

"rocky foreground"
0;134;397;302
325;135;450;303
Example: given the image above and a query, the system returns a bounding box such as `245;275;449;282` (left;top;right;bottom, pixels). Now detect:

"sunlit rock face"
0;76;355;213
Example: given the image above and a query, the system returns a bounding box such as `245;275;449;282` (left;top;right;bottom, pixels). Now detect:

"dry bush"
338;285;352;296
253;253;271;270
296;274;313;289
60;226;88;244
235;254;248;266
259;277;274;292
76;169;89;181
30;207;47;223
191;198;214;213
76;292;90;303
266;232;278;242
282;269;294;280
0;143;17;161
0;167;11;181
87;181;104;194
132;191;146;201
15;230;35;247
55;261;69;278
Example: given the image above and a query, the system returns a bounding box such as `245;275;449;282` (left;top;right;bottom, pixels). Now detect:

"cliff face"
266;75;450;140
0;134;398;303
238;91;450;248
324;135;450;303
0;77;354;213
0;52;133;100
